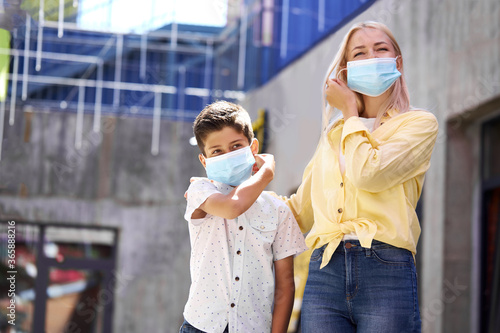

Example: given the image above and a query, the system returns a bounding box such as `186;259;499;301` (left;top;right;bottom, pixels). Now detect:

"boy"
181;101;307;333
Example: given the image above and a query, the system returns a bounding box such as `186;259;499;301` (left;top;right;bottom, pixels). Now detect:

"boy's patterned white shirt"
183;178;308;333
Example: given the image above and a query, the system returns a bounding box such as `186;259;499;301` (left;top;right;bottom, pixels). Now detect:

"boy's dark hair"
194;101;254;155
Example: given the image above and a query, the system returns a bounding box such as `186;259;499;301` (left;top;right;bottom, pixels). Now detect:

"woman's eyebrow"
351;41;389;52
351;45;365;51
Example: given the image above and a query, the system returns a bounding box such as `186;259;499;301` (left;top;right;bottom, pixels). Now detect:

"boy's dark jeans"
179;320;229;333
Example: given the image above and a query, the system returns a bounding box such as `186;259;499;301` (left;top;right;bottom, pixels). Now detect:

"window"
0;222;118;333
480;115;500;332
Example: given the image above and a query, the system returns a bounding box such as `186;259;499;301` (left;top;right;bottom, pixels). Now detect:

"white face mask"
204;146;255;186
332;57;401;97
346;57;401;96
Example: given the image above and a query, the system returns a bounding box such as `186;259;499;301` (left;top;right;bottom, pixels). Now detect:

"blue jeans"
179;320;229;333
300;240;421;332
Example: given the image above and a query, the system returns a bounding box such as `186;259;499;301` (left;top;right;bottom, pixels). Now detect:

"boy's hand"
253;154;275;181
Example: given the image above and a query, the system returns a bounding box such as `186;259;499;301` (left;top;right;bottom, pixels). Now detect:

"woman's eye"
378;48;388;52
354;52;363;57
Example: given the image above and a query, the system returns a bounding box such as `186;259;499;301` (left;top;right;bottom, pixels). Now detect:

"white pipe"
40;20;215;42
0;47;100;64
8;73;244;100
237;3;247;89
36;0;44;71
318;0;325;32
8;72;178;94
113;34;123;108
178;65;186;120
58;0;64;37
280;0;289;59
140;34;147;80
75;84;85;149
262;0;274;46
171;22;178;49
93;63;103;132
184;87;209;97
9;45;19;126
203;40;213;106
22;13;31;101
151;92;161;155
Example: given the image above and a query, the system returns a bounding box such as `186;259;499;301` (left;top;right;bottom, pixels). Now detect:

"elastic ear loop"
395;55;401;70
337;68;347;81
326;68;347;90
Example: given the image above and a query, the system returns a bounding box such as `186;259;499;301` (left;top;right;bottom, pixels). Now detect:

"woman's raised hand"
325;78;359;120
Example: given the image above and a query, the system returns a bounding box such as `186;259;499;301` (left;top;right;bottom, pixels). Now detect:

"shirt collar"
326;109;399;133
382;108;398;119
338;108;397;123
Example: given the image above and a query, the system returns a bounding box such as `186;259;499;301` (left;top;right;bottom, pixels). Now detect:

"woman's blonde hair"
321;21;410;131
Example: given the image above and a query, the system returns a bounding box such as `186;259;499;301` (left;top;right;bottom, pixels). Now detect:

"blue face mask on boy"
205;146;255;186
346;57;401;97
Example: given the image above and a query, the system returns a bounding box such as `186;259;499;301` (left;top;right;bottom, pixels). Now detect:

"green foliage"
21;0;78;22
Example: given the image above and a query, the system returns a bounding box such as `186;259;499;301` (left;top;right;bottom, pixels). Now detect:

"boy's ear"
199;154;207;168
250;138;259;155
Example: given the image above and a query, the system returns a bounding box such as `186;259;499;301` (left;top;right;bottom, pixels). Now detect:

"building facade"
243;0;500;332
0;0;499;332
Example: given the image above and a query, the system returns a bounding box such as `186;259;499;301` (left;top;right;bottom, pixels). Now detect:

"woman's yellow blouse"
286;110;439;268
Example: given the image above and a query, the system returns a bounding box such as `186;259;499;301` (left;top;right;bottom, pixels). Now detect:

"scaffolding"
0;0;251;157
0;0;377;158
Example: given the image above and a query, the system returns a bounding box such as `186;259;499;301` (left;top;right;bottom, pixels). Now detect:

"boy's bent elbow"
223;211;242;220
202;193;249;219
261;167;274;183
221;200;247;219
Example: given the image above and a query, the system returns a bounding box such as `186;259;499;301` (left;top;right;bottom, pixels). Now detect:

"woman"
286;21;438;332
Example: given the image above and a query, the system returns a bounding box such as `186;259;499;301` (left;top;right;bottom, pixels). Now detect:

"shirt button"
236;250;241;255
260;225;265;230
239;226;243;230
340;182;343;188
235;277;240;281
338;208;343;213
230;303;235;308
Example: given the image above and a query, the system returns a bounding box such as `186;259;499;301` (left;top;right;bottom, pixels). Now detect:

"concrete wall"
0;106;202;332
1;0;499;332
242;0;500;332
442;98;500;333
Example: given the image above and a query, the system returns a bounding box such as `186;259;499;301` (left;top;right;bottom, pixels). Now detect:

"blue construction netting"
4;0;377;121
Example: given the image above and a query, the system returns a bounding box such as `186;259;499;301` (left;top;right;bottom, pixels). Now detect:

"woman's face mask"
345;57;401;97
204;146;255;186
